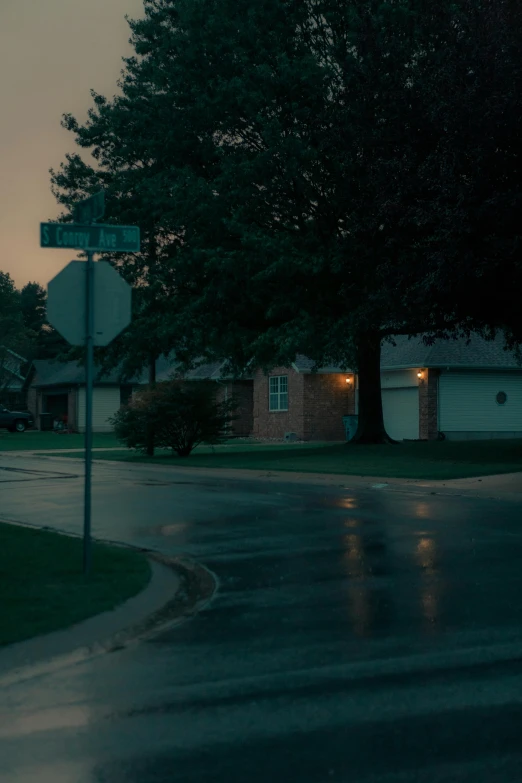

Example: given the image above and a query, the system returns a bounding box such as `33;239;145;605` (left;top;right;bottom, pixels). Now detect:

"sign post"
83;249;95;574
42;194;137;574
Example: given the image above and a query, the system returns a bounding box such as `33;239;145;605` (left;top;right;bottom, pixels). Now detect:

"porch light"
417;370;424;379
346;377;352;383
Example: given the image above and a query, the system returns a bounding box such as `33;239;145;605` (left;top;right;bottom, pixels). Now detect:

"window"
269;375;288;411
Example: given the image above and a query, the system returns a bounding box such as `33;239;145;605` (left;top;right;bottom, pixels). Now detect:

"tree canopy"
50;0;522;442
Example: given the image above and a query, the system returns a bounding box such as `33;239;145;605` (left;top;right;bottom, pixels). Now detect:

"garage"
78;387;122;433
382;387;419;441
439;371;522;438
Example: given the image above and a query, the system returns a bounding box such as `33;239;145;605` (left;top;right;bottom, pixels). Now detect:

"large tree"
19;281;69;361
51;0;522;443
112;0;489;442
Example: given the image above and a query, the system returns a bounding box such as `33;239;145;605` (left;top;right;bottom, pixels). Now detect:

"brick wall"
303;373;355;440
253;366;305;439
419;369;439;440
216;381;253;437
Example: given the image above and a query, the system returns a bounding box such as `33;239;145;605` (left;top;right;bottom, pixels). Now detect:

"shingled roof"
29;354;251;388
292;334;521;373
30;355;175;388
381;333;521;370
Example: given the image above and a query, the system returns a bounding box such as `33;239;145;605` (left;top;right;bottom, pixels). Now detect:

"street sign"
40;223;140;252
42;203;139;576
47;261;132;346
73;191;105;224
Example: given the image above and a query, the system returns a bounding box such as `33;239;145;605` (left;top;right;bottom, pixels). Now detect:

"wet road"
2;455;522;781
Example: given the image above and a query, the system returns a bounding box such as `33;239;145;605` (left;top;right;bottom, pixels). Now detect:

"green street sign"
40;223;140;252
73;191;105;224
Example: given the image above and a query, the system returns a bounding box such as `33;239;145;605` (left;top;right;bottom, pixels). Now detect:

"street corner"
108;551;219;649
0;549;217;688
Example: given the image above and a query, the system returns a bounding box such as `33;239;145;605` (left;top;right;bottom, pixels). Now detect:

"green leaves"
111;380;238;457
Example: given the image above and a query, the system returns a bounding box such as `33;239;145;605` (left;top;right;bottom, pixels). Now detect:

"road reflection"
415;535;444;633
342;520;392;637
340;498;447;638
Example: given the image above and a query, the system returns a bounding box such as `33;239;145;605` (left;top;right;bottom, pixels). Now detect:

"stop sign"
47;260;132;346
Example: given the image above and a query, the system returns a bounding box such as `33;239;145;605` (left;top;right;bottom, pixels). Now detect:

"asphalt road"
2;454;522;782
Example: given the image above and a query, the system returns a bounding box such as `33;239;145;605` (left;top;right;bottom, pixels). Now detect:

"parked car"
0;405;34;432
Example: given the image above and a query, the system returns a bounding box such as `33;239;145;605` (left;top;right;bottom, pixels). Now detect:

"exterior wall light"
346;377;352;383
417;370;424;379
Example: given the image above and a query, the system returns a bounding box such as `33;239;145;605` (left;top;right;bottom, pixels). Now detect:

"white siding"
78;387;121;432
381;369;420;388
439;371;522;433
382;387;419;441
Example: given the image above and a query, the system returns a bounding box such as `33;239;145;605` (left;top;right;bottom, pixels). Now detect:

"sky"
0;0;145;289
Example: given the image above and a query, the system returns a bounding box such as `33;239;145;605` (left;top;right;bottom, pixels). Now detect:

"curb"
0;544;218;689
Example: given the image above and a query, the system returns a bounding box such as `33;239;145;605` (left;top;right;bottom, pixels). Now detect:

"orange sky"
0;0;145;288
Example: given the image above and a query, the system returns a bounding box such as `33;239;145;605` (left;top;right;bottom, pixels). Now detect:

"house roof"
30;355;176;388
1;346;28;382
380;333;521;370
292;334;521;373
31;359;122;387
29;354;250;388
292;355;353;373
170;357;252;381
2;347;27;364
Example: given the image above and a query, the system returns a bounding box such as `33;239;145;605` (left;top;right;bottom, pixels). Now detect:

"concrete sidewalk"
4;448;522;501
0;557;180;684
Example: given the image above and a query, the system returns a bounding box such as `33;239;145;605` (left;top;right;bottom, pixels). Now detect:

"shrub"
110;381;237;457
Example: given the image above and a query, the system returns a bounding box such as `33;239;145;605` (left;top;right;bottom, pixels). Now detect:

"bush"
110;381;238;457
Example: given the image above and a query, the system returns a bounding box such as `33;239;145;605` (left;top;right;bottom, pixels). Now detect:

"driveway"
2;454;522;782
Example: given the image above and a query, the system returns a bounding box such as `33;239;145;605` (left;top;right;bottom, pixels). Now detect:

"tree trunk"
145;354;157;456
351;331;397;445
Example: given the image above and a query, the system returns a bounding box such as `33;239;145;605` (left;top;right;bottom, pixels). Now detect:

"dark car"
0;405;34;433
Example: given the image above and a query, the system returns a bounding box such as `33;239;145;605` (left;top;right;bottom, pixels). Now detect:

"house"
0;347;28;409
380;334;522;441
25;356;255;436
253;359;356;441
25;357;174;432
253;334;522;442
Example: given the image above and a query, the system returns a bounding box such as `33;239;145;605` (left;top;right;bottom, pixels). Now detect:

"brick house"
253;334;522;442
253;358;356;441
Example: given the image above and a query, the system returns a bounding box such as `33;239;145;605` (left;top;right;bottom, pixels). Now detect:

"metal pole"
83;250;95;575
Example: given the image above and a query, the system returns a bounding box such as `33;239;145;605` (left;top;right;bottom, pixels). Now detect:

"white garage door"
382;387;419;441
439;371;522;432
78;387;121;432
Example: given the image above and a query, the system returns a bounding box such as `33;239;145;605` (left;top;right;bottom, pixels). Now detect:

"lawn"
0;522;151;647
41;438;522;480
0;431;120;451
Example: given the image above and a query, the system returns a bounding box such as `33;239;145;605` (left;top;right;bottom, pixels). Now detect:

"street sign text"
41;223;140;252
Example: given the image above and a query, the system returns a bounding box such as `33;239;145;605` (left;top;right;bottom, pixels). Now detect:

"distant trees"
50;0;522;443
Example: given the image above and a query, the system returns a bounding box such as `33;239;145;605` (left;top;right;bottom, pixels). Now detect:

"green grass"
0;431;120;451
41;438;522;480
0;523;151;647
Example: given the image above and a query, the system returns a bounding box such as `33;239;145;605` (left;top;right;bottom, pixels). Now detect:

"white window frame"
269;375;288;412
